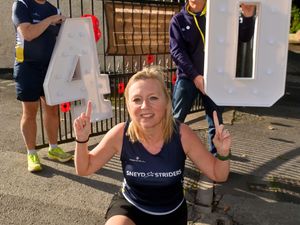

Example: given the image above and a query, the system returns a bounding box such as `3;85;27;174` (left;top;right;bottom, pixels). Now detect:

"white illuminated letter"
204;0;292;106
43;18;112;122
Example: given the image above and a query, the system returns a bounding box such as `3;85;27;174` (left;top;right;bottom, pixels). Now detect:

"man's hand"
240;4;256;17
47;14;66;26
193;75;206;95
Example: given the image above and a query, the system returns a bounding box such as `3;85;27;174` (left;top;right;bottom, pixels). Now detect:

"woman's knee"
105;215;135;225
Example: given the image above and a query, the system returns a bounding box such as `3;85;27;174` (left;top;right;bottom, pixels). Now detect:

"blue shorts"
13;62;49;102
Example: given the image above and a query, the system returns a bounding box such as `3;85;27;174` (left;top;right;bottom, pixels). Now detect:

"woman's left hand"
212;111;232;156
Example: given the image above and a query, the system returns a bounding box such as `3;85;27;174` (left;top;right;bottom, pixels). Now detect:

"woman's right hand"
73;101;92;142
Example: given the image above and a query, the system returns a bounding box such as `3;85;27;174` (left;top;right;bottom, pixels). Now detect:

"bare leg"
20;101;39;150
41;97;59;145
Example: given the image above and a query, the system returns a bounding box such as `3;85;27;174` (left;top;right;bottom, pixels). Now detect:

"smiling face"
127;78;168;131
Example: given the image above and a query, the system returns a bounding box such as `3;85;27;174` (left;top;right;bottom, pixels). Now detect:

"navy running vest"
121;121;186;215
12;0;60;64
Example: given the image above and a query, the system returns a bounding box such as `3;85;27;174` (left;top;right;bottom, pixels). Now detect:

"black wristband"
216;151;231;161
75;137;89;144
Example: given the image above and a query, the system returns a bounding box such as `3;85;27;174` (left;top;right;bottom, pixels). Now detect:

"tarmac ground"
186;51;300;225
0;52;300;225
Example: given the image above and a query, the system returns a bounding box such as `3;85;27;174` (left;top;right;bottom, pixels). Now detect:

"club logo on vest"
129;156;146;163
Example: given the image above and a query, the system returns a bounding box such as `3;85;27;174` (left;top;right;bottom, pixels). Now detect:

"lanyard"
186;4;206;47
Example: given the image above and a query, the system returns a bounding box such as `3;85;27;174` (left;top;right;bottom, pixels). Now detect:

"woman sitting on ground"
73;66;232;225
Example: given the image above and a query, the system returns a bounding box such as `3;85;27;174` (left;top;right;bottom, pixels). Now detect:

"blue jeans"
172;78;223;155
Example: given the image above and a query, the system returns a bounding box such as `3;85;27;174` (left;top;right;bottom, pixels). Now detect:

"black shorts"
105;192;187;225
13;62;48;102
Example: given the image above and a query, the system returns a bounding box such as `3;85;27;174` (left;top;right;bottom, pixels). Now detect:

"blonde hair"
124;66;175;143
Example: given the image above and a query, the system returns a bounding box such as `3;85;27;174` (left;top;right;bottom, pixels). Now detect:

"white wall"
0;0;16;68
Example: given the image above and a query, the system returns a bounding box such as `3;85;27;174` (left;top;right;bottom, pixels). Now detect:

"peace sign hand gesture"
212;111;232;157
73;101;92;143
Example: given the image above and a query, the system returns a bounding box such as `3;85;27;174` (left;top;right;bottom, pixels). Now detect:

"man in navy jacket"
170;0;255;155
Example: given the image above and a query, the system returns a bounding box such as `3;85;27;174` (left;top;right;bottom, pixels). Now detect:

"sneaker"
27;153;42;172
48;147;72;162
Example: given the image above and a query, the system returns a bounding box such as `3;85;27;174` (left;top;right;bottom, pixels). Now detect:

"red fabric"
81;14;101;42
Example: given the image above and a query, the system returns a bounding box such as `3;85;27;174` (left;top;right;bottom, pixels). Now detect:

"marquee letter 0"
204;0;292;106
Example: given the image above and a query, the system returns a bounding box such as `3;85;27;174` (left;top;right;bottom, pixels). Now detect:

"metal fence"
36;0;203;148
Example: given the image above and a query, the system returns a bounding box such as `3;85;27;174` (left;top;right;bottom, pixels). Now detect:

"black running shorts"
13;62;48;102
105;191;188;225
